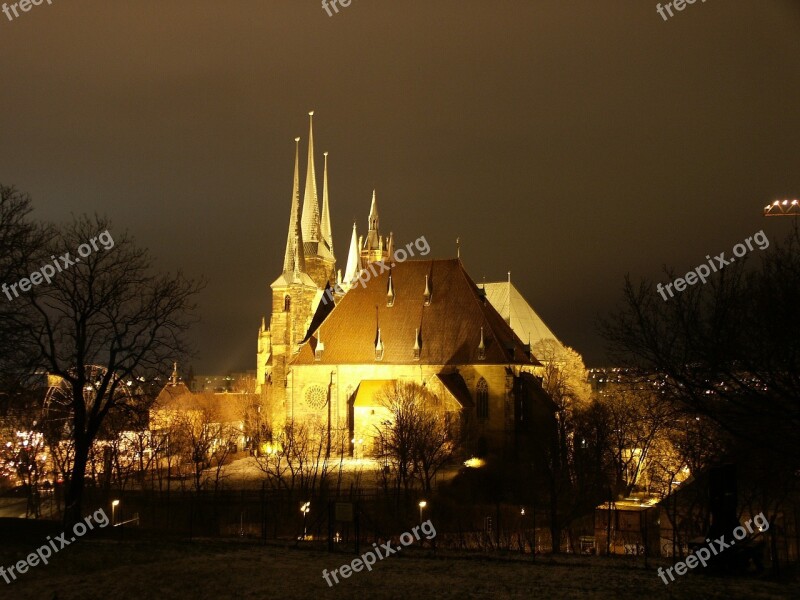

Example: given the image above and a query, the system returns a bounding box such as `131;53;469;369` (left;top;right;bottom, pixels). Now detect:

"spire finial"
170;362;179;386
301;111;320;243
456;236;460;259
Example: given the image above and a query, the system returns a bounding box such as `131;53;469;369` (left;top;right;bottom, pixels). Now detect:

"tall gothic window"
476;378;489;420
284;295;291;312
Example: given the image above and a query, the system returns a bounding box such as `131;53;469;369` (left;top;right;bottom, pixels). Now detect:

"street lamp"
301;501;311;540
418;500;427;523
111;500;120;526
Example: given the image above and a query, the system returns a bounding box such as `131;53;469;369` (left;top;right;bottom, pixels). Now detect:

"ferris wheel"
41;365;133;439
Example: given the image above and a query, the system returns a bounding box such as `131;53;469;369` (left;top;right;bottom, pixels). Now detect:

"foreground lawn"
1;535;797;599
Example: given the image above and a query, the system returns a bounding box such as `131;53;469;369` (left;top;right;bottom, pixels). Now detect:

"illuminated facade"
256;113;557;456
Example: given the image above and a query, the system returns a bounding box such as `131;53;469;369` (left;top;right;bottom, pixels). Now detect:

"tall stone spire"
283;137;306;276
343;222;360;289
320;151;334;257
301;111;320;244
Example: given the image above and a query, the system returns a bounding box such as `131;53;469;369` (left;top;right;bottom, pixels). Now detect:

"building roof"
294;259;538;366
483;281;563;352
155;382;192;404
153;385;251;424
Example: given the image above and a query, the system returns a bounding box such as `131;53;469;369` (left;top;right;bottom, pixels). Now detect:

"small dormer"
423;274;431;306
375;328;384;361
387;272;395;307
477;327;486;361
314;334;324;362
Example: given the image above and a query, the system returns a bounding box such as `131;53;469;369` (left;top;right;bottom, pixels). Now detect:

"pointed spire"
413;327;421;355
320;151;333;257
343;222;361;288
368;189;379;232
260;316;266;332
283;137;306;276
387;232;394;263
478;327;486;360
301;111;320;243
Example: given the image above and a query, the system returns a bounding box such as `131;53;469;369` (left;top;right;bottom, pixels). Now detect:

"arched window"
476;378;489;420
284;295;291;312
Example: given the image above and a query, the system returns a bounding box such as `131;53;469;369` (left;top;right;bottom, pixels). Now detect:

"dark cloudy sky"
1;1;799;372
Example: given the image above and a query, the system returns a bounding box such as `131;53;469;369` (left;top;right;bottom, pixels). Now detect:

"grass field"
1;530;798;600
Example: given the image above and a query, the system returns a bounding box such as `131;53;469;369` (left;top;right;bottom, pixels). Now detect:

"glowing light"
463;457;486;468
765;198;800;216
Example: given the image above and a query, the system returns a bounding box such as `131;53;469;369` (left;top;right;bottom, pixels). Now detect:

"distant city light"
764;198;799;216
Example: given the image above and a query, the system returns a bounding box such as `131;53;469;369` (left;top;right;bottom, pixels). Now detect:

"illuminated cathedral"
256;112;561;457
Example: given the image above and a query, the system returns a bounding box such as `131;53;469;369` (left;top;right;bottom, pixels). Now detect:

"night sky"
1;1;799;373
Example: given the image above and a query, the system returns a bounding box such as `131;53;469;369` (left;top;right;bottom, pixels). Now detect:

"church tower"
300;111;336;289
262;136;320;397
360;190;392;265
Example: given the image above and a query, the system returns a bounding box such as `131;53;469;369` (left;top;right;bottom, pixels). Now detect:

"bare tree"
374;381;455;495
9;214;202;525
0;185;42;400
600;227;800;567
598;386;677;497
530;341;591;553
255;419;339;498
599;226;800;465
173;407;236;493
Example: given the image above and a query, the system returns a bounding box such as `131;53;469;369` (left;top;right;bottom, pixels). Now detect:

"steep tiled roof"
294;259;538;366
